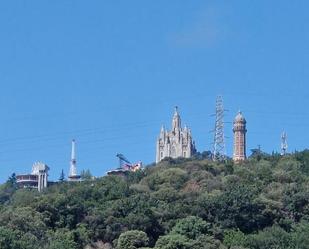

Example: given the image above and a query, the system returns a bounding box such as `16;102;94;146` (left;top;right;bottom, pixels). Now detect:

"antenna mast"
281;131;288;155
69;139;77;177
213;95;226;161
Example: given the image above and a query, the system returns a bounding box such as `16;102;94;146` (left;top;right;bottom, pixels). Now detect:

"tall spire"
69;139;77;177
174;106;179;115
172;106;181;131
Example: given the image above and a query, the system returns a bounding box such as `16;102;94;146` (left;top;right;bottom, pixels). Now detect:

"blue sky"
0;1;308;182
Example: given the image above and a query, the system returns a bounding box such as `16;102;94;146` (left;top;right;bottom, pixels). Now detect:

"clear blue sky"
0;1;308;182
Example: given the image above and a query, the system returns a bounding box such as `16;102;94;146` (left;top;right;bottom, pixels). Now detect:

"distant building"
16;162;49;192
107;162;142;177
107;153;142;177
233;111;247;162
156;107;196;163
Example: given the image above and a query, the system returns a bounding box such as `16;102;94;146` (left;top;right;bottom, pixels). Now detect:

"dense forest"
0;150;309;249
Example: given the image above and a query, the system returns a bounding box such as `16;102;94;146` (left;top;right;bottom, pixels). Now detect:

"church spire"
172;106;181;131
174;106;179;115
160;125;165;139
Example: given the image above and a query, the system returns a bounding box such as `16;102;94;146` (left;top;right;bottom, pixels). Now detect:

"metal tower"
281;131;288;156
212;95;227;161
68;139;80;181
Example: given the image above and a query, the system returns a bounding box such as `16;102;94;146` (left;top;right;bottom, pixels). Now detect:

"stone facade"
156;107;196;163
233;111;247;162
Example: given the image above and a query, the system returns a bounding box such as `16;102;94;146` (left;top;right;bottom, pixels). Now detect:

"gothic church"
156;107;196;163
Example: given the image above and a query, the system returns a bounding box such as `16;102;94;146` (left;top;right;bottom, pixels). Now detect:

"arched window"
171;146;176;157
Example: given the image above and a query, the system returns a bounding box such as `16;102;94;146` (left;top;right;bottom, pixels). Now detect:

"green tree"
0;173;18;204
59;169;65;182
223;230;247;248
80;169;92;180
171;216;210;240
117;230;149;249
291;221;309;249
246;225;292;249
7;173;17;189
0;227;40;249
190;235;226;249
0;207;47;239
44;229;78;249
155;234;190;249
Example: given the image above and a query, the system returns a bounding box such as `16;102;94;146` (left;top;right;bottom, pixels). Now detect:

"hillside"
0;151;309;249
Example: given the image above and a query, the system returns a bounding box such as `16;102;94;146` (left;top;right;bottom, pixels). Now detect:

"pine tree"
59;169;65;182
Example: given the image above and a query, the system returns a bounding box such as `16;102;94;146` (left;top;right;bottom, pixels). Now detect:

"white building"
156;107;196;163
16;162;49;192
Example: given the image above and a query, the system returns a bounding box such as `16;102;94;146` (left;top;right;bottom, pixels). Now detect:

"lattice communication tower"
281;131;288;156
212;95;227;161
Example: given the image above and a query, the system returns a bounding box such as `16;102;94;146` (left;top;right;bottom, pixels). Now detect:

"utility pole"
212;95;227;161
281;131;288;155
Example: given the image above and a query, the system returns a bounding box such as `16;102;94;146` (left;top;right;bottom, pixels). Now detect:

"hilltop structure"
68;139;81;181
233;111;247;162
281;131;288;155
16;162;49;192
107;154;142;177
156;107;196;163
212;95;227;161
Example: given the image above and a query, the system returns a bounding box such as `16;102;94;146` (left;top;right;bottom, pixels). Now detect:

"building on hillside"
233;111;247;162
107;154;142;177
156;107;196;163
68;139;81;182
16;162;49;192
107;162;142;177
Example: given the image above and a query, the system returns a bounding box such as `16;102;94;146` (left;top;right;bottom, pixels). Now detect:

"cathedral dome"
234;111;246;123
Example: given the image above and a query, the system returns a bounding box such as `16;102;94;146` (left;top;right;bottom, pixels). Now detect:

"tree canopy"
0;151;308;248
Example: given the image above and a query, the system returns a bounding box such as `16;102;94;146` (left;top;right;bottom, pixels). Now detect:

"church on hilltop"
156;107;196;163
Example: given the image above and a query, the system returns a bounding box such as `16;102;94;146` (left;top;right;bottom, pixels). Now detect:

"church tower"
233;111;247;162
172;106;181;132
156;107;196;163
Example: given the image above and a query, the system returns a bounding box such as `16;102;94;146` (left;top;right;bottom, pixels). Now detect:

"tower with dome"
233;111;247;162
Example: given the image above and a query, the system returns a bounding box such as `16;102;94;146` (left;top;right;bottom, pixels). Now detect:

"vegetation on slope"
0;150;309;249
